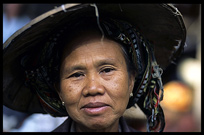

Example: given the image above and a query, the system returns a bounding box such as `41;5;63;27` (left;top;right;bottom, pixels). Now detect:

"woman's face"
58;31;135;132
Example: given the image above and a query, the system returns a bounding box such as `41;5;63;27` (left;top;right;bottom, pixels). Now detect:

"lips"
82;102;108;108
81;102;110;115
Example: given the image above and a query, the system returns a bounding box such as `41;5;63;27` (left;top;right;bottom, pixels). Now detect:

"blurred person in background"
3;4;31;43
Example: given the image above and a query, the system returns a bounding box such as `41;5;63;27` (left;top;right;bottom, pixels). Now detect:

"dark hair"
119;43;137;77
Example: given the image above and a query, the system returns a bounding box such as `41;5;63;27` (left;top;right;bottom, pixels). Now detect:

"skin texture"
57;31;136;132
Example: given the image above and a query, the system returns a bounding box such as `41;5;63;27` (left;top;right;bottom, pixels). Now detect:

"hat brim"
3;4;186;114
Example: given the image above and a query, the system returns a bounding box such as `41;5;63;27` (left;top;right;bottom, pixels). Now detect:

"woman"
53;22;137;132
3;4;186;132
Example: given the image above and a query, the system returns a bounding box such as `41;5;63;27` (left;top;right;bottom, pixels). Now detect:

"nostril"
82;78;105;97
80;72;106;97
83;86;105;97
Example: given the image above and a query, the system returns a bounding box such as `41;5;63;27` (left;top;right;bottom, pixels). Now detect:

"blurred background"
3;4;201;132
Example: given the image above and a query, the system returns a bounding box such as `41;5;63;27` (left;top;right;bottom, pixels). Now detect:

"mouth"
81;102;110;115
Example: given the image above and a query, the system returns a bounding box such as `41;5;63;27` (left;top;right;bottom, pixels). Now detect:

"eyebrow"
63;65;86;75
62;59;118;74
96;59;117;67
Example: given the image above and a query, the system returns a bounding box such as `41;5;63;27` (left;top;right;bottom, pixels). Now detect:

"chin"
81;116;118;131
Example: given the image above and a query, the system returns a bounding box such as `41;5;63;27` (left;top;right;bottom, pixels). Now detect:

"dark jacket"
53;116;138;132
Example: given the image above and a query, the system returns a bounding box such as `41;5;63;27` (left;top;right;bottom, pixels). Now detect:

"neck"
74;119;120;132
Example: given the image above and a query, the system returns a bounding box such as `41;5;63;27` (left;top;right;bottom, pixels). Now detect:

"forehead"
61;29;124;61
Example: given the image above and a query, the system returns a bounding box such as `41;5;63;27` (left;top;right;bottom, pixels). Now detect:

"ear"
54;82;62;101
128;73;136;94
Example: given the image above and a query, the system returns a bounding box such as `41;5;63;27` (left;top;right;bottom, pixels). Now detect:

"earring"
130;92;133;97
62;101;65;106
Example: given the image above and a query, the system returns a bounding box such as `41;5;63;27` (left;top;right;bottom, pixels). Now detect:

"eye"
100;67;115;74
68;72;84;78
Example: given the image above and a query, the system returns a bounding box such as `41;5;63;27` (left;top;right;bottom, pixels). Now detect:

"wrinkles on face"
58;31;135;132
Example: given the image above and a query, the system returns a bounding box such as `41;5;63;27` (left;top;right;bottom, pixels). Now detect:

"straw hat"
3;4;186;119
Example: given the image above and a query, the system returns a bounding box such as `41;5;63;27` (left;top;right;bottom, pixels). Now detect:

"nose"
82;73;105;97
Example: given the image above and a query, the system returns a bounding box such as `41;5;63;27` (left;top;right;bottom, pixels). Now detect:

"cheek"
59;80;82;106
105;72;130;103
